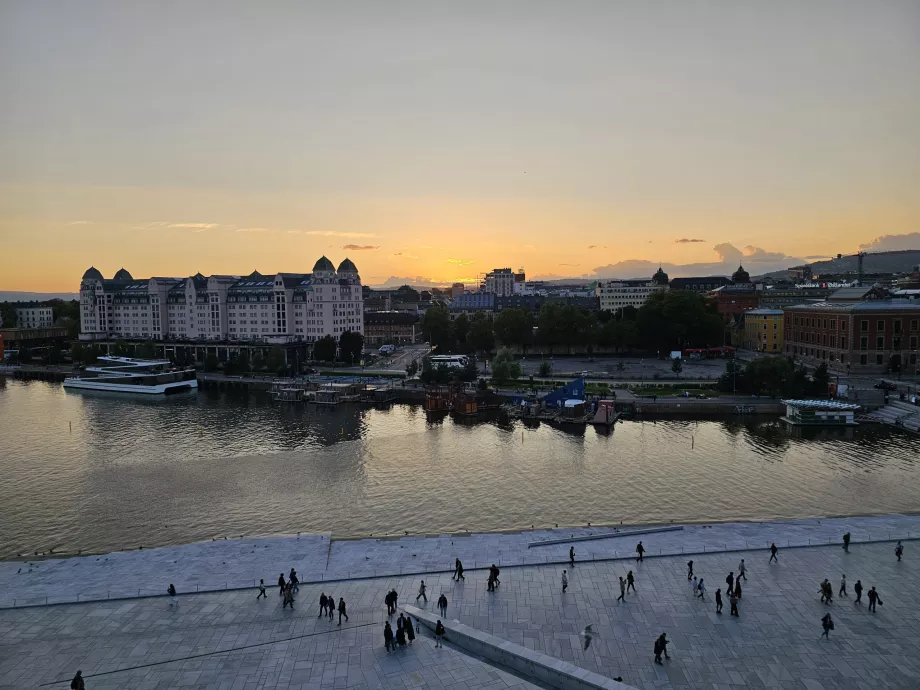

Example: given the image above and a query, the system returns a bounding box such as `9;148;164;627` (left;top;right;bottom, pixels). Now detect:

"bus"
428;354;470;369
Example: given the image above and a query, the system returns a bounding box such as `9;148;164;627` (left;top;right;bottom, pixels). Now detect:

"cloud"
342;244;379;250
858;232;920;253
712;243;744;264
447;258;473;265
305;230;376;238
236;227;269;233
373;275;453;288
675;238;706;243
559;263;580;266
393;252;420;259
169;222;219;230
803;255;832;260
587;245;609;250
67;220;91;226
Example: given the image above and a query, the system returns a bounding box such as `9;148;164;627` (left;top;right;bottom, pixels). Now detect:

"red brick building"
783;300;920;374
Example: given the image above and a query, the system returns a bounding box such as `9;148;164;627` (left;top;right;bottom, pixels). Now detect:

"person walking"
71;670;85;690
491;564;501;587
839;574;847;598
687;560;694;580
854;579;863;604
384;621;394;652
617;576;626;602
289;568;299;593
843;532;851;553
658;633;670;661
867;586;882;613
738;559;747;580
819;579;832;604
397;613;405;635
730;591;739;616
715;588;723;614
653;637;663;665
636;541;645;562
257;579;267;600
395;622;406;649
769;543;778;563
282;584;294;609
734;578;742;600
438;593;448;617
168;583;177;606
562;570;568;593
691;576;698;596
319;593;328;617
895;541;904;562
627;570;636;593
454;558;465;580
390;589;398;614
726;572;734;595
697;578;706;601
570;546;575;567
338;597;349;624
278;573;286;597
417;580;427;603
328;595;336;620
384;591;392;615
405;616;416;645
435;619;445;648
487;570;495;592
821;613;833;638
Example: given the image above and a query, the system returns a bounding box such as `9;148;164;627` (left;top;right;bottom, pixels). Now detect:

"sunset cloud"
66;220;91;226
169;222;219;230
675;238;706;243
305;230;376;238
446;258;473;265
236;227;269;233
342;244;379;250
859;232;920;253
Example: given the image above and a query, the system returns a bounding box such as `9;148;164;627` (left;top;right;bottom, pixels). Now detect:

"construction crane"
834;251;867;286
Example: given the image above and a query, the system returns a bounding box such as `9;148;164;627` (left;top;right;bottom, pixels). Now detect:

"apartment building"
743;309;784;353
79;257;364;343
15;304;55;328
483;268;526;297
596;268;669;312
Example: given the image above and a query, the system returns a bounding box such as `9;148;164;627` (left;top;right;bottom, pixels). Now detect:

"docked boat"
63;356;198;395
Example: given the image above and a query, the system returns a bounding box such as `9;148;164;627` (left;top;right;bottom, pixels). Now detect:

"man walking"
435;619;445;648
417;580;427;603
636;541;645;562
289;568;299;593
562;569;568;593
854;579;863;604
454;558;465;580
821;613;833;639
867;586;882;613
570;546;575;567
839;574;847;598
726;572;734;596
627;570;636;593
769;543;778;563
438;593;448;617
697;578;706;601
730;591;739;616
617;576;626;602
338;597;349;624
319;593;328;617
715;588;723;614
70;670;85;690
895;541;904;562
278;573;286;597
256;579;267;600
843;532;851;552
687;560;694;580
738;559;747;580
282;583;294;609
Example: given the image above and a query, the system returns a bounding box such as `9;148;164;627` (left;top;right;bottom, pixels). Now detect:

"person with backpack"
843;532;851;552
70;671;85;690
435;619;445;648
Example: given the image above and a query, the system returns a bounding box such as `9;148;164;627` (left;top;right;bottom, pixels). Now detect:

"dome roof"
313;256;335;272
652;266;669;285
337;258;357;273
113;268;133;281
82;266;104;281
732;264;751;283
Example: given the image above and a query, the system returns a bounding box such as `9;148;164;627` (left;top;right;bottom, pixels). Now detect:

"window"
877;320;885;331
911;336;918;349
911;320;918;331
860;336;868;350
894;320;902;334
860;320;869;332
876;354;884;365
860;354;868;365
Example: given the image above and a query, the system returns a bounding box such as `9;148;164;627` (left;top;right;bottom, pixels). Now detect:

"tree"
467;313;495;357
491;348;522;384
338;331;364;365
395;285;421;304
405;359;419;377
811;362;830;396
452;313;470;350
0;302;17;328
136;341;156;359
635;291;723;353
18;347;31;363
47;345;62;364
461;354;478;382
265;346;287;375
420;355;451;384
420;305;453;350
251;352;266;371
493;308;534;350
204;354;219;372
113;340;130;356
538;360;552;377
313;335;337;362
228;351;250;375
616;361;625;372
671;357;683;378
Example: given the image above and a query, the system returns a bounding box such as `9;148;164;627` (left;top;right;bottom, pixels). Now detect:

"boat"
591;399;619;427
63;356;198;395
312;381;363;405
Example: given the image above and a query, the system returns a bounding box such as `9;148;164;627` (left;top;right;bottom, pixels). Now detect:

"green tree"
338;331;364;365
811;362;830;396
671;357;683;378
452;313;470;350
616;361;625;372
0;302;18;328
265;346;287;375
420;355;451;384
538;360;552;377
18;347;31;363
251;352;266;371
461;354;478;382
420;305;453;350
467;313;495;357
395;285;421;303
493;308;534;350
47;345;62;364
136;341;156;359
635;291;723;353
537;303;597;352
491;348;522;384
313;335;337;362
204;354;219;372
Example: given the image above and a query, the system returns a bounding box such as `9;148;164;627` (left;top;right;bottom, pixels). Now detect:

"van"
379;344;396;355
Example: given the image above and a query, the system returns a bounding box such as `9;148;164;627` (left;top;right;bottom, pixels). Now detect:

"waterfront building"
79;257;364;344
783;299;920;373
363;311;420;346
14;304;54;328
596;267;669;312
781;399;860;426
743;308;784;353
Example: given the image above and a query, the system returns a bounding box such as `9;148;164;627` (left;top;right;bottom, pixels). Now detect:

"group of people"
383;612;416;652
487;564;501;591
318;592;349;623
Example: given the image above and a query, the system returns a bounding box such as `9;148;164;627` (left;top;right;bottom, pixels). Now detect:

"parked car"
874;380;898;391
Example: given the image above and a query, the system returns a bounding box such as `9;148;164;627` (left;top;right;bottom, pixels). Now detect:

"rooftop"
784;300;920;312
782;399;862;410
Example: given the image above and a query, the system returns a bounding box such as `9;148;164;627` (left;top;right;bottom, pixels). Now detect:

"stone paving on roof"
1;539;917;689
2;514;918;608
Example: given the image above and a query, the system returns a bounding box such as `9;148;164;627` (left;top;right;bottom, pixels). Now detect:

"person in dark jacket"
454;558;465;580
636;541;645;562
854;579;863;604
70;671;85;690
289;568;299;592
395;624;406;648
715;588;723;614
319;593;328;617
438;593;448;617
687;561;694;580
821;613;833;638
338;597;348;624
278;573;286;596
867;586;882;612
435;619;445;647
405;616;416;644
384;621;394;652
734;578;742;600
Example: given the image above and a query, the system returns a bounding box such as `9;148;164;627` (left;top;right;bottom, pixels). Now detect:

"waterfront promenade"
1;516;919;689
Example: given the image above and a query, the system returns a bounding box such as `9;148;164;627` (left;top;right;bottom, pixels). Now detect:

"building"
709;265;760;320
596;268;669;312
669;276;731;293
363;311;420;346
483;268;526;297
743;308;784;353
15;304;54;328
781;399;860;426
783;300;920;373
451;283;465;299
757;285;833;309
494;294;599;315
448;292;495;319
78;257;364;344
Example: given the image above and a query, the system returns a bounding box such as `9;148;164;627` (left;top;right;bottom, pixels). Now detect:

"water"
1;378;918;559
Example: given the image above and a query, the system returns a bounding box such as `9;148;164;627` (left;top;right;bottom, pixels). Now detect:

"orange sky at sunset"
1;2;918;291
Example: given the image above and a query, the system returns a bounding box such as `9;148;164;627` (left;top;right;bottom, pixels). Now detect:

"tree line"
419;291;725;356
719;357;831;398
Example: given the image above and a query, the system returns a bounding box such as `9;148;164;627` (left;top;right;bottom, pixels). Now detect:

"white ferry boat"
63;356;198;395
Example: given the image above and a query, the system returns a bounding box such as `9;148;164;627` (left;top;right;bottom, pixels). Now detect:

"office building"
743;309;784;353
596;268;669;312
363;311;420;346
15;304;54;328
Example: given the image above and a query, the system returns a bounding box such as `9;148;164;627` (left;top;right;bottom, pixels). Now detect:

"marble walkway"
1;514;918;608
1;540;916;689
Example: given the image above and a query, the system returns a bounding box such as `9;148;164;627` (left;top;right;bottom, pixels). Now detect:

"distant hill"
754;249;920;281
0;291;79;303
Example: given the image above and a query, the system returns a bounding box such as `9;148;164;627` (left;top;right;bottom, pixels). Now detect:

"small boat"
63;356;197;395
591;399;619;427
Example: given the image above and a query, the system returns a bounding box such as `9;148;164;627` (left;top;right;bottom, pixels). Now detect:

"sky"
1;1;918;291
